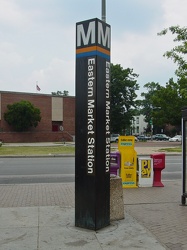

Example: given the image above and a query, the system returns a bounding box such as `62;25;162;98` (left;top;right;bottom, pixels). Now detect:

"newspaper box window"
138;157;153;187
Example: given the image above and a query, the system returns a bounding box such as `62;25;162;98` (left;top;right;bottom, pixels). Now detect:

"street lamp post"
150;118;153;140
150;106;161;140
102;0;106;22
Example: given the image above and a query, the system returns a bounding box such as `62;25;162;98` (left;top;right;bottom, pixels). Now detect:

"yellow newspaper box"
118;136;137;188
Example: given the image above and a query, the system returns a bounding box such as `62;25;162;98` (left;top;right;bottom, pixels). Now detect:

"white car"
110;134;120;143
169;135;182;142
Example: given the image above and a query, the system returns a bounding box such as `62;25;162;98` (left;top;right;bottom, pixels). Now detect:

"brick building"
0;91;75;143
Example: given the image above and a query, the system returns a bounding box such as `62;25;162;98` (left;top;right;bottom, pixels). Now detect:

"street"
162;155;182;180
0;155;182;184
0;157;75;184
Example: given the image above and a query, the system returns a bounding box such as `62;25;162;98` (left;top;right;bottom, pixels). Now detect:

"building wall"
0;91;75;143
63;97;75;135
131;115;148;135
52;97;63;121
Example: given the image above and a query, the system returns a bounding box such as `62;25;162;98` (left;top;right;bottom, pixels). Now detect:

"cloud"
112;25;176;90
162;0;187;27
0;0;33;29
0;0;186;97
111;0;187;93
25;58;75;95
0;42;24;66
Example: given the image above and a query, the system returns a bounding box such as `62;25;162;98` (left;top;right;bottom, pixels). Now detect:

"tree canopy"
140;82;161;124
110;64;139;134
4;100;41;132
158;25;187;78
137;25;187;134
152;78;187;127
140;78;187;134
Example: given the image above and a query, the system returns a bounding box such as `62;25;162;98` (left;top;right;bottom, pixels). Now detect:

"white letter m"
77;21;95;47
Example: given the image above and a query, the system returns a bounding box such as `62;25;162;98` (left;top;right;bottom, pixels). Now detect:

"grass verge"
0;145;182;156
0;146;75;156
159;147;182;153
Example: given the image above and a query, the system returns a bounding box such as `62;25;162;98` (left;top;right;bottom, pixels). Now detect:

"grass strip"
0;146;75;156
0;145;182;156
159;147;182;153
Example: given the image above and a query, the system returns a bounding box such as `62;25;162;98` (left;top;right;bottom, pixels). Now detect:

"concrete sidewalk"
0;144;183;249
0;180;185;250
0;206;165;250
0;182;166;250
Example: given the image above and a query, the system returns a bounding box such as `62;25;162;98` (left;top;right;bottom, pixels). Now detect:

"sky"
0;0;187;97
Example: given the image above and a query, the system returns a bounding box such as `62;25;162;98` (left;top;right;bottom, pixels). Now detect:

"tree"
156;25;187;132
4;100;41;132
140;82;161;124
110;64;139;134
158;25;187;78
151;78;187;129
51;90;69;96
140;78;187;134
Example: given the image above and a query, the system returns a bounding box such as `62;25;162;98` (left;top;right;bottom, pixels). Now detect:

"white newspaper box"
138;157;153;187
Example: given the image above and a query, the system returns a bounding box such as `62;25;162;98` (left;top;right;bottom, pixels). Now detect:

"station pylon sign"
75;18;111;230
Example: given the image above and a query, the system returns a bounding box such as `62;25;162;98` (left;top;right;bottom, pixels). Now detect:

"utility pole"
102;0;106;22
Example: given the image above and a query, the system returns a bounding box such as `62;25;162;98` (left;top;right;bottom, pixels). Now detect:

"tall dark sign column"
75;18;111;230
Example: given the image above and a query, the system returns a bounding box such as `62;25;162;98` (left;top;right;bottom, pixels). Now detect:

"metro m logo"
98;22;110;48
76;18;111;49
77;21;95;47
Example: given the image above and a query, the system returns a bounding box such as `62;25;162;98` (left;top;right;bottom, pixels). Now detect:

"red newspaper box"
150;153;165;187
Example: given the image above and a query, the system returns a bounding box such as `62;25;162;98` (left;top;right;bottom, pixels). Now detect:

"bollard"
110;176;124;221
150;153;165;187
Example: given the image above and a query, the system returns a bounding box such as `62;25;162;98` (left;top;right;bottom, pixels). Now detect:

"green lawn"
0;145;182;156
159;147;182;153
0;146;75;156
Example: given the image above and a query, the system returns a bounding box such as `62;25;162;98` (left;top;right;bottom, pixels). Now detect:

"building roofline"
0;90;75;98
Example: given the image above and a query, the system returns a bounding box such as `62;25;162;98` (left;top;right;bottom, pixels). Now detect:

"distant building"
131;115;148;135
0;91;75;143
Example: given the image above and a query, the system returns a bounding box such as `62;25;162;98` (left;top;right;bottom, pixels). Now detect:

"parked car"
110;134;120;143
152;135;157;140
154;134;170;141
137;135;151;141
169;135;182;142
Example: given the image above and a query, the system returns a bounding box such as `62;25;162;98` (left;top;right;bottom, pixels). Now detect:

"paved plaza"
0;143;185;249
0;179;186;250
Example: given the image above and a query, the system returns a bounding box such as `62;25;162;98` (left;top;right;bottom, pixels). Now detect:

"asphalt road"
163;155;182;180
0;157;75;184
0;155;182;184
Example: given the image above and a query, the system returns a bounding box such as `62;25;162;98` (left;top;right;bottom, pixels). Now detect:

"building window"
136;117;139;124
136;126;139;134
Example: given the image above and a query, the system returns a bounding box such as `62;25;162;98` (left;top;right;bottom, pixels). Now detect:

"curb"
0;153;181;158
0;154;75;158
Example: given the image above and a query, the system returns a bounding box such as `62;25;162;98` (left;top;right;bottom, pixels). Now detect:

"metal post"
151;123;153;140
102;0;106;22
181;108;187;205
